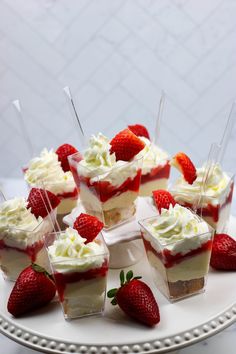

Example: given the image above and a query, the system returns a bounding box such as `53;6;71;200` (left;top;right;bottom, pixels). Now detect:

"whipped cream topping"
25;148;76;195
143;204;211;255
77;133;139;187
48;227;106;272
136;137;169;175
0;197;52;248
172;163;231;206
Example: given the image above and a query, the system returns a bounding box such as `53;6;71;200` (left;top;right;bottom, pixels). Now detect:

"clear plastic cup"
69;152;142;229
139;213;214;302
0;210;56;281
45;231;109;320
171;173;234;233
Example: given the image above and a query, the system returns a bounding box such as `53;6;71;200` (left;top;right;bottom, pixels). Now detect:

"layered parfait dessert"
69;129;144;228
171;152;234;232
24;144;79;229
128;124;170;197
139;197;214;301
0;188;60;281
47;214;109;319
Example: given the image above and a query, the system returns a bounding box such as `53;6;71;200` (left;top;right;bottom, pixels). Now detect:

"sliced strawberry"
7;264;56;317
128;124;150;140
210;233;236;270
107;270;160;327
152;190;176;213
27;188;60;218
110;128;145;161
73;213;104;243
56;143;78;172
171;152;197;184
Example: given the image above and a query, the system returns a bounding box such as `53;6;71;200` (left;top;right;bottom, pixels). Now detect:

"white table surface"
0;178;236;353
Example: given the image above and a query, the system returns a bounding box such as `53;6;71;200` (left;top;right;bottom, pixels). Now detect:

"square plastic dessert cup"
23;175;79;230
69;152;142;230
45;232;109;320
139;214;214;302
0;210;56;281
139;157;170;197
171;173;234;233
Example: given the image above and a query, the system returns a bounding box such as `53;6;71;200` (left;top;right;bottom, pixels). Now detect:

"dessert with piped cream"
139;202;214;301
171;153;234;232
69;130;144;228
128;124;170;197
47;218;109;319
0;188;60;281
24;144;79;229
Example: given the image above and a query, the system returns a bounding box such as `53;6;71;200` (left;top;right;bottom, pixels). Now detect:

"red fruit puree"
141;162;170;184
79;170;142;203
0;239;44;263
142;236;212;268
54;260;108;302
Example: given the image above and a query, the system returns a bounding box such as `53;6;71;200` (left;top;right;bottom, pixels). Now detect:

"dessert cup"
139;206;214;302
171;172;234;233
46;230;109;320
0;210;56;281
69;152;142;229
23;148;79;230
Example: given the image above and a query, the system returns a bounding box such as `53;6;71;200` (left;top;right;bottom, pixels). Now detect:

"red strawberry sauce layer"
0;239;44;263
142;235;212;268
79;170;142;203
179;182;234;223
54;260;108;302
56;187;78;200
141;162;170;185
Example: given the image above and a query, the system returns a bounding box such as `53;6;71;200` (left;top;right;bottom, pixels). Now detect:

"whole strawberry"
153;190;176;213
8;264;56;317
27;188;60;219
210;233;236;270
107;270;160;327
110;128;145;161
73;213;104;243
171;152;197;185
128;124;150;140
56;143;78;172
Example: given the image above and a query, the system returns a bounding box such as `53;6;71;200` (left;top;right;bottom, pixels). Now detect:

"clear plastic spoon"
154;90;165;145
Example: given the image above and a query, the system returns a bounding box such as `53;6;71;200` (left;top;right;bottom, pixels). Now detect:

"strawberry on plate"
171;152;197;185
7;264;56;317
128;124;150;140
153;190;176;213
110;128;145;161
107;270;160;327
210;233;236;270
56;143;78;172
27;188;60;219
73;213;104;243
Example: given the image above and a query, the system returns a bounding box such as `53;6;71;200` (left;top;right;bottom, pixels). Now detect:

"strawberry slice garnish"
73;213;104;243
110;128;145;161
152;190;176;213
27;188;60;218
7;264;56;317
210;233;236;270
108;270;160;327
128;124;150;140
56;143;78;172
171;152;197;184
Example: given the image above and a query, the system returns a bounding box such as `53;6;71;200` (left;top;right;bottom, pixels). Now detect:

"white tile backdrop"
0;0;236;178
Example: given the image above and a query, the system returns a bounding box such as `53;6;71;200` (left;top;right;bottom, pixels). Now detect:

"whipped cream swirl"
144;204;211;255
172;163;231;205
136;137;169;175
77;133;139;187
25;148;76;195
48;227;106;271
